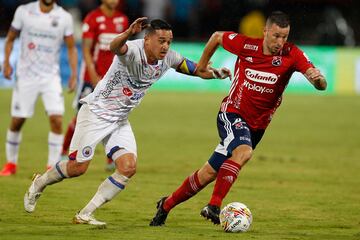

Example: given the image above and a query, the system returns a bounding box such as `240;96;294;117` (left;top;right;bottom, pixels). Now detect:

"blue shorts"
208;112;265;171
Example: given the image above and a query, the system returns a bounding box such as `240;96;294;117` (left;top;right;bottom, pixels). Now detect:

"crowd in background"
0;0;358;46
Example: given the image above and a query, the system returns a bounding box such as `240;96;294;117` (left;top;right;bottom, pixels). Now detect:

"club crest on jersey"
272;56;282;66
28;42;36;50
82;146;93;158
51;19;58;27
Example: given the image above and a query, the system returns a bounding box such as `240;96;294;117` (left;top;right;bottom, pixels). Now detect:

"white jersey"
11;1;74;81
81;39;184;122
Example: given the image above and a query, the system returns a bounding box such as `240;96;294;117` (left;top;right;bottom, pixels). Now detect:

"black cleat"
149;197;169;226
200;204;220;225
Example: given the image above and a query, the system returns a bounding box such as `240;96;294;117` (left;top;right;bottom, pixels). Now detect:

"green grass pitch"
0;89;359;240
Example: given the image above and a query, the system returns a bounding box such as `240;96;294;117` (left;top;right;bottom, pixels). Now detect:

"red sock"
62;117;76;155
209;159;241;207
163;170;204;212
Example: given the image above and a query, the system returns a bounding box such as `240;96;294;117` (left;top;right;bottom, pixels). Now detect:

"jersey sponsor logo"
130;92;145;101
245;68;278;84
96;16;105;23
98;33;118;50
101;71;122;97
272;56;282;66
244;44;259;51
243;80;274;94
114;17;125;23
228;33;238;40
245;56;253;62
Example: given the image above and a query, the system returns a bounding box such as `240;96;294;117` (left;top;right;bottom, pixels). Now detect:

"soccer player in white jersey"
23;17;231;227
0;0;78;176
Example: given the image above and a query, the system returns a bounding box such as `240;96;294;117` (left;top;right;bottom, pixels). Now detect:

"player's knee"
231;145;253;167
67;160;89;177
115;154;137;178
49;115;63;133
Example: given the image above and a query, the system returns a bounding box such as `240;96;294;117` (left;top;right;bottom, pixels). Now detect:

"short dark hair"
266;11;290;28
146;19;172;35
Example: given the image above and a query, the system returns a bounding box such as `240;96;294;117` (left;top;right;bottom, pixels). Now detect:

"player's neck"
144;48;158;65
39;2;54;13
100;5;116;17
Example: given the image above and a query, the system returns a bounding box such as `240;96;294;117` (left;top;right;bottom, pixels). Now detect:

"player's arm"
64;35;78;92
2;28;19;80
304;67;327;90
196;31;225;74
176;58;231;80
82;38;100;87
110;17;148;56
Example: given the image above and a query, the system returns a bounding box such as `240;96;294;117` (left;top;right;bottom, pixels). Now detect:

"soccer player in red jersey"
62;0;129;170
150;11;327;226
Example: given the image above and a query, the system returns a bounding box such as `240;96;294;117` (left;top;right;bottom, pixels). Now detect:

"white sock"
48;132;64;167
6;130;22;164
34;160;69;192
79;172;130;215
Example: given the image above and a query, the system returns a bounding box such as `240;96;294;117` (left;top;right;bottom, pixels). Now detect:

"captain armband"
176;58;197;76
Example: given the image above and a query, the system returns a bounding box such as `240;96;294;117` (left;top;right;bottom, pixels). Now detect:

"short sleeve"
222;32;247;55
117;41;137;62
11;6;24;31
167;50;185;69
64;13;74;37
292;45;314;74
82;13;96;39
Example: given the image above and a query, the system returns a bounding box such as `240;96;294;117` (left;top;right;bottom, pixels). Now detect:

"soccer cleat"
149;197;169;226
73;212;107;228
200;204;220;224
0;162;17;176
24;173;42;213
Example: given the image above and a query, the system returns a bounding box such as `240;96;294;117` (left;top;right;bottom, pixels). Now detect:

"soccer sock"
163;170;205;212
48;132;64;167
34;160;69;192
209;159;241;207
62;117;76;155
79;172;129;215
5;130;22;164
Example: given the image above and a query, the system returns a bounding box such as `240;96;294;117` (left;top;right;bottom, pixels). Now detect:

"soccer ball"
219;202;252;233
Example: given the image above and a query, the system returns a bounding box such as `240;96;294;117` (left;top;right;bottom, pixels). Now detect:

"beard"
41;0;56;6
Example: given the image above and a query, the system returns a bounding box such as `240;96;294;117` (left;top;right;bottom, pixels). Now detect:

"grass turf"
0;89;359;240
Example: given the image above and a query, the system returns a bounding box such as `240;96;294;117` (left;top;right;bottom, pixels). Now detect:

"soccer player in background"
0;0;78;176
150;11;327;226
24;17;231;227
61;0;129;171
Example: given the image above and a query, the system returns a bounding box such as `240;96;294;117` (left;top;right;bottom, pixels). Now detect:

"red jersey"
81;8;129;83
221;32;314;130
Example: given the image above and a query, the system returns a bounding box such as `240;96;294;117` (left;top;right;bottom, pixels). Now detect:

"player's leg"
24;104;112;214
0;82;38;176
149;159;221;226
74;120;137;227
62;116;76;158
42;79;64;168
202;112;264;224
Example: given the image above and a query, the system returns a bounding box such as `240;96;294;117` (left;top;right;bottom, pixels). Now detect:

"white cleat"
24;173;42;213
73;212;107;228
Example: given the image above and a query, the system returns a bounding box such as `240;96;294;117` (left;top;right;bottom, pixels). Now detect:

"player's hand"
212;67;232;80
68;74;77;93
3;61;13;80
306;67;324;82
128;17;149;35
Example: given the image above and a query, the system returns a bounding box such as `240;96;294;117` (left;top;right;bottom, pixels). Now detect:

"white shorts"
69;104;137;162
11;77;64;118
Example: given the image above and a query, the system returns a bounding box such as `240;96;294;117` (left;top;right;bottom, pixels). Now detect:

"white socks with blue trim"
48;132;64;167
34;160;69;192
79;172;129;215
6;130;22;164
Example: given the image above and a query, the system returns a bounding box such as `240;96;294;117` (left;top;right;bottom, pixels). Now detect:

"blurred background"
0;0;359;94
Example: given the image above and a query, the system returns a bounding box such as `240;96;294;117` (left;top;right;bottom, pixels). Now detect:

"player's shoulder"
85;8;102;19
281;42;301;56
53;4;72;19
16;1;34;12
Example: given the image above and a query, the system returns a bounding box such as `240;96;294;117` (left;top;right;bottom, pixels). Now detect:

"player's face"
145;30;173;61
102;0;119;10
263;23;290;55
41;0;56;6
